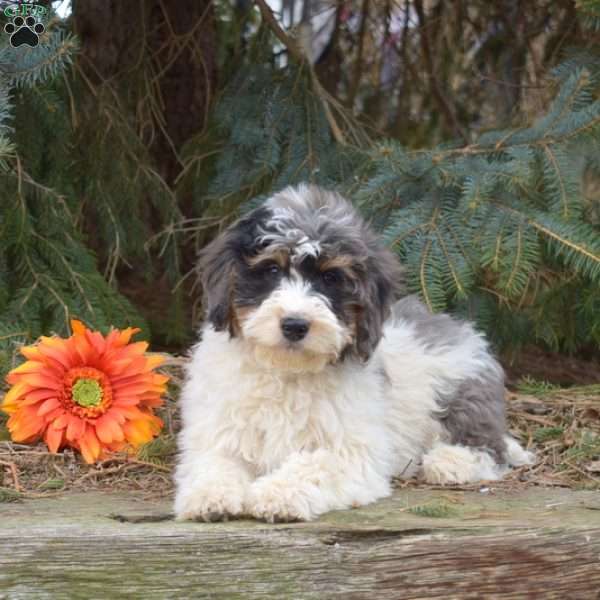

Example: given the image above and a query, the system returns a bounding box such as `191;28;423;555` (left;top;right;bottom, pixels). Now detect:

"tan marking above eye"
319;255;355;271
246;249;289;269
319;255;357;280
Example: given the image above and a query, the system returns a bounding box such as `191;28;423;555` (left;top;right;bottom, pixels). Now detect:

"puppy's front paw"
246;479;311;523
175;479;247;522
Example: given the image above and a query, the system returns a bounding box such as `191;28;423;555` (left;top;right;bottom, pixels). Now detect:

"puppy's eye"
266;263;281;276
321;270;340;285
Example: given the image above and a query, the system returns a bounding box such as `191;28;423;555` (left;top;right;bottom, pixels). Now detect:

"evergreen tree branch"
435;229;466;297
493;203;600;271
0;32;77;86
254;0;304;62
254;0;347;145
542;144;569;218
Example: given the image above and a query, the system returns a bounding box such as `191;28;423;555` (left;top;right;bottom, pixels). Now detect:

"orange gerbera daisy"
1;320;168;463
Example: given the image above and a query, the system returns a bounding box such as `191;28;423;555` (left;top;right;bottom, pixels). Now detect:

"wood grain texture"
1;488;600;599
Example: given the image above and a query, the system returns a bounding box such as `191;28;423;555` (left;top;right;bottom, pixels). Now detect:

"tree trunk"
73;0;217;185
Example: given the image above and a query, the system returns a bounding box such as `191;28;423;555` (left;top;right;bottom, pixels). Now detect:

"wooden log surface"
1;487;600;599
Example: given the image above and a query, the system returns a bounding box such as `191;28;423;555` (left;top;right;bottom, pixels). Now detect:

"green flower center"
72;378;103;407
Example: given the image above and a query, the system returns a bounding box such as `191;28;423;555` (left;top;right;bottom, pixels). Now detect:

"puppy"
174;184;533;522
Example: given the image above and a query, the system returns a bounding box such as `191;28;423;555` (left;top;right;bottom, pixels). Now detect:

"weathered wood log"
1;488;600;598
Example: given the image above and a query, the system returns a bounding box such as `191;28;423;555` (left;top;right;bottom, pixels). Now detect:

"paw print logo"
4;15;45;48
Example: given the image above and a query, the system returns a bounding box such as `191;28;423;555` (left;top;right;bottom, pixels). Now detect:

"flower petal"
116;327;141;346
145;354;166;370
85;330;106;356
19;388;59;406
108;357;148;381
110;381;156;395
18;373;62;391
152;374;170;386
9;365;65;388
52;413;70;430
103;330;120;349
8;410;44;441
79;426;101;463
104;414;124;442
70;319;86;336
7;360;47;377
36;397;61;417
122;419;154;447
71;334;95;366
114;342;149;360
111;395;142;407
20;345;44;361
2;381;31;413
66;414;86;442
105;441;127;453
139;395;164;408
109;405;145;420
95;415;114;444
100;357;134;376
37;342;73;370
44;407;66;422
105;408;127;424
45;425;64;454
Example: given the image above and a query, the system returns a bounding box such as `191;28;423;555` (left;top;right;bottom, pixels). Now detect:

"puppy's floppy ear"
198;229;237;334
198;206;271;334
354;243;405;361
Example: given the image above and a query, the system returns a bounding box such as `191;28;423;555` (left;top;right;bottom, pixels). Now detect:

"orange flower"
1;320;168;463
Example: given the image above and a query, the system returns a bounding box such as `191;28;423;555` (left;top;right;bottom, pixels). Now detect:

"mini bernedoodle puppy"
175;184;534;522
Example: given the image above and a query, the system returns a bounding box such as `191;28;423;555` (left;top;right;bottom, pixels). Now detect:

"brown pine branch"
254;0;347;145
254;0;305;62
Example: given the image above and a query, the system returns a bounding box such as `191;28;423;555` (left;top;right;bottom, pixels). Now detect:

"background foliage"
1;0;600;379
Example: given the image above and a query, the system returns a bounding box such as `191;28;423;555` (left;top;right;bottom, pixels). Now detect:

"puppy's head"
200;184;404;373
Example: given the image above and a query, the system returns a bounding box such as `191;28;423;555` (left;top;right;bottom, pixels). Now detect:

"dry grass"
0;354;185;502
504;381;600;489
1;356;599;502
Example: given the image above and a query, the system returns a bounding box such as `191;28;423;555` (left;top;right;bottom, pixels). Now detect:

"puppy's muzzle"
280;317;310;342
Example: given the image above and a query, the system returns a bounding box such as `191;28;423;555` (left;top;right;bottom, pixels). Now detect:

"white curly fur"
175;319;531;522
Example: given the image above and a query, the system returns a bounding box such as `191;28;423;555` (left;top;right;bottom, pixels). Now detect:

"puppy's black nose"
281;317;310;342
